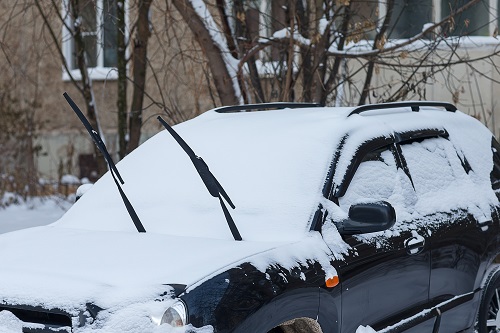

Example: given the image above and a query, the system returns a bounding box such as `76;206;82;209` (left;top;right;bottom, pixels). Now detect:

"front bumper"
0;303;96;333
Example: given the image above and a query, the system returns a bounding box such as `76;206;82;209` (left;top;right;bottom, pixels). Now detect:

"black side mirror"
75;184;93;202
336;201;396;235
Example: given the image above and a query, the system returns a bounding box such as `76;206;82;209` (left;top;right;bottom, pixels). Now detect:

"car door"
323;140;432;332
398;136;494;332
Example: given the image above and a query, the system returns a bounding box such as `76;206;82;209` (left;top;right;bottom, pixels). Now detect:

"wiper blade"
63;92;146;233
157;116;242;241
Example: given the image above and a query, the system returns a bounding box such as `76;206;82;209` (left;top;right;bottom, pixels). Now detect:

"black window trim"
490;137;500;190
330;127;451;200
313;127;453;232
396;131;473;182
331;136;395;199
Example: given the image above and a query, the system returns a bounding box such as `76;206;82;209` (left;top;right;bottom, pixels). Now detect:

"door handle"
405;236;425;255
477;219;492;231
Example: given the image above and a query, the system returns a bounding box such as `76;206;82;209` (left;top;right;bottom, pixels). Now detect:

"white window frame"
61;0;128;81
258;0;272;61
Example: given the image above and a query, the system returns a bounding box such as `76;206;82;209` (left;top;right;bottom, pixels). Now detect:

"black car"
0;100;499;333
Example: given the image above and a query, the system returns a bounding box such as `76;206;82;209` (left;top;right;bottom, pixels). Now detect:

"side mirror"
336;201;396;235
75;184;93;202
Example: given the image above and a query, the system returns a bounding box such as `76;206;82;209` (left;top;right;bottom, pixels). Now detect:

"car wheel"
267;318;323;333
478;271;500;333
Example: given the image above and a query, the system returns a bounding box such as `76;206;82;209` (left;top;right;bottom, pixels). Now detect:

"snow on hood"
0;226;337;333
0;107;346;331
0;226;289;311
0;225;337;310
52;108;350;242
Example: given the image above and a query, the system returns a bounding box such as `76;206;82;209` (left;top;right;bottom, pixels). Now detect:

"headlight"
160;300;188;327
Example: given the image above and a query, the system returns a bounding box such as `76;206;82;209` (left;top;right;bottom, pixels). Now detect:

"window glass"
441;0;490;36
103;0;118;68
66;0;118;71
339;147;415;214
400;137;467;196
389;0;433;38
82;35;98;68
349;0;378;41
80;0;97;32
79;0;98;68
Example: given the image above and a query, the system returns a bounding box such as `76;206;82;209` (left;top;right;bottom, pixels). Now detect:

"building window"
346;0;433;40
389;0;433;38
243;0;497;64
350;0;379;41
62;0;121;81
441;0;491;36
498;0;500;34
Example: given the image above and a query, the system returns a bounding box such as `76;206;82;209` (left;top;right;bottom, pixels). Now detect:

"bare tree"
127;0;153;154
35;0;107;175
2;0;499;192
117;0;128;159
0;1;47;198
33;0;157;162
172;0;242;105
171;0;500;118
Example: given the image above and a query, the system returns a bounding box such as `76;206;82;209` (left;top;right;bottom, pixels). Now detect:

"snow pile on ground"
61;174;81;185
0;194;72;234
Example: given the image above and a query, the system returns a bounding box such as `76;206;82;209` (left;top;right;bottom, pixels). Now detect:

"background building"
0;0;498;195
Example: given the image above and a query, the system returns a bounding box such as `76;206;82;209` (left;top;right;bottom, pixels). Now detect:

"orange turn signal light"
326;276;340;288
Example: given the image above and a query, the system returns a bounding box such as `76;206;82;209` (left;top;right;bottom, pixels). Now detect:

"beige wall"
340;41;500;136
425;44;500;137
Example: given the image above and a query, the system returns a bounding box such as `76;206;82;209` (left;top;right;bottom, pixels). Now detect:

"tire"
477;270;500;333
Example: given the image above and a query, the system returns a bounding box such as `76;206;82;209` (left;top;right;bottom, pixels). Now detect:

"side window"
491;138;500;192
339;146;415;216
399;137;467;197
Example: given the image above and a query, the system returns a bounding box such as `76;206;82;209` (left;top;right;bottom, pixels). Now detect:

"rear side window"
399;137;467;197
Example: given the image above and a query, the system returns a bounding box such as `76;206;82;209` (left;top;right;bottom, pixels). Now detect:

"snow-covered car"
0;100;499;333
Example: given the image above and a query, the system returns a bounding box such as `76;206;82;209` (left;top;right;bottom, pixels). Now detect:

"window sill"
62;67;118;82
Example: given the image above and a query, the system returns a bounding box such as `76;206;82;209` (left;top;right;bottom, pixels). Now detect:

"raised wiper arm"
63;93;123;183
63;92;146;233
157;116;242;241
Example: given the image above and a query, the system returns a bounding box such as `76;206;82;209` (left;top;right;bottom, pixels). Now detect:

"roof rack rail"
348;101;457;117
214;102;323;113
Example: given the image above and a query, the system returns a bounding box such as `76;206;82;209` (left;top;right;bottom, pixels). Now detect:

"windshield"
53;109;346;242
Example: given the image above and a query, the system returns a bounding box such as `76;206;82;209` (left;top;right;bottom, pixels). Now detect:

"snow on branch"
188;0;243;104
237;0;496;74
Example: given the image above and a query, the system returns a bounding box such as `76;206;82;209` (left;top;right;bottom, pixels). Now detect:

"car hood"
0;225;285;311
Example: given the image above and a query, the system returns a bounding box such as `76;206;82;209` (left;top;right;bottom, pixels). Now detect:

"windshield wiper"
63;92;146;233
157;116;242;241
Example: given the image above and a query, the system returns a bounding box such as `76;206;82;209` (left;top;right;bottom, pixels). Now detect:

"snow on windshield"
53;108;349;242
